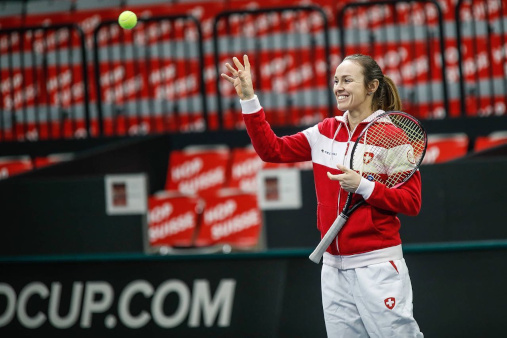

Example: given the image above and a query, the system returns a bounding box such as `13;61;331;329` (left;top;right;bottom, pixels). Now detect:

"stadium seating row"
0;152;73;179
1;0;505;143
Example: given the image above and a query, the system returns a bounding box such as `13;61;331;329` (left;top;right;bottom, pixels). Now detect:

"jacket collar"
335;109;386;126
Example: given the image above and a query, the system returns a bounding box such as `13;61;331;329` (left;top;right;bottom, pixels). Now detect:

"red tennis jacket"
241;96;422;269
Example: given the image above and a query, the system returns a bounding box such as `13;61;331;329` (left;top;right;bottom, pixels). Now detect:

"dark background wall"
0;176;148;256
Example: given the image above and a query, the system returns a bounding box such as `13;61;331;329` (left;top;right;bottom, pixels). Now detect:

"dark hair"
343;54;402;111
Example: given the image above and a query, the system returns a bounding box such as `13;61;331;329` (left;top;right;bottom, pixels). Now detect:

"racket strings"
352;114;426;188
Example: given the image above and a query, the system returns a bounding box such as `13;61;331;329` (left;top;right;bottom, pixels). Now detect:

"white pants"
321;258;423;338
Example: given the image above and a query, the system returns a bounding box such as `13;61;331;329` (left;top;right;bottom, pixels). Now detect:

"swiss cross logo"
384;297;396;310
363;152;374;164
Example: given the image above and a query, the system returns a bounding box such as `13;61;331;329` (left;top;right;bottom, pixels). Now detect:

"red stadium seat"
166;145;230;195
194;188;262;249
474;131;507;152
0;155;33;179
422;133;469;164
33;153;74;168
147;190;201;248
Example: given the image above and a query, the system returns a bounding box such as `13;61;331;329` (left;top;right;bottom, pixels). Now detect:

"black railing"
455;0;507;117
92;14;207;136
213;5;333;130
338;0;449;119
0;24;90;142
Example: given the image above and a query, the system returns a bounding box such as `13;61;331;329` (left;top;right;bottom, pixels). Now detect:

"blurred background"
0;0;506;337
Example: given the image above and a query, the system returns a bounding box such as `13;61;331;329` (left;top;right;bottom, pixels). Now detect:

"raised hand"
221;54;255;100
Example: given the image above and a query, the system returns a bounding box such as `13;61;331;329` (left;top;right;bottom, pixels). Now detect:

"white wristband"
240;95;262;114
355;177;375;200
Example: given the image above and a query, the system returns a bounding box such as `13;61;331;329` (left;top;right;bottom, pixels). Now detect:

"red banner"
195;189;261;247
148;192;201;247
166;147;230;195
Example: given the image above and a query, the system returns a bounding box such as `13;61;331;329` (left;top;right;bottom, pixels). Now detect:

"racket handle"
309;214;347;264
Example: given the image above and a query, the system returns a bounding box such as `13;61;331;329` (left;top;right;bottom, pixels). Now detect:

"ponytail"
378;75;402;111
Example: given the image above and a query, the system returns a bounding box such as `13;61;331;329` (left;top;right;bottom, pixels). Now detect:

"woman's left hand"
327;164;362;193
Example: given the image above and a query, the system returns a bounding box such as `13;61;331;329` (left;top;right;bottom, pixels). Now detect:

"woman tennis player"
222;53;424;337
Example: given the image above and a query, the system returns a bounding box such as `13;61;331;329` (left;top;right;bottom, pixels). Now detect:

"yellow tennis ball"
118;10;137;30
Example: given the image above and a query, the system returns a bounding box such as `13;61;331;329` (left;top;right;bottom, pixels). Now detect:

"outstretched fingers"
221;73;235;84
225;63;238;76
221;62;239;84
232;56;244;71
243;54;250;72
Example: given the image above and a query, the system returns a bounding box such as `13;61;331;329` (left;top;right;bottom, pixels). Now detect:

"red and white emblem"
363;152;374;164
384;297;396;310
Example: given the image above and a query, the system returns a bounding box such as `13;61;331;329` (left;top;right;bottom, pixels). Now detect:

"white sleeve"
355;177;375;200
301;124;319;149
239;95;262;114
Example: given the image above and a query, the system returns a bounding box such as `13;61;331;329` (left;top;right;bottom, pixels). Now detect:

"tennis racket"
309;111;427;264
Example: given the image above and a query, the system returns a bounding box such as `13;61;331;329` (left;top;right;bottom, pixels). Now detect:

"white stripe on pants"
321;258;423;338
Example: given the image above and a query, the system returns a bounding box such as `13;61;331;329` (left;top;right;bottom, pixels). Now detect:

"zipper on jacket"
332;112;381;255
334;122;358;255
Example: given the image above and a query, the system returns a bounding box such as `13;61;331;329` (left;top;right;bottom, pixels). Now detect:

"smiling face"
333;60;374;115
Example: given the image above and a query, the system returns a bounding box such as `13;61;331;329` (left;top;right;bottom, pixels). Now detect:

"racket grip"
309;214;347;264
